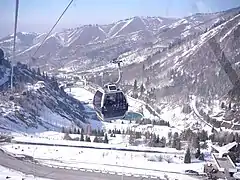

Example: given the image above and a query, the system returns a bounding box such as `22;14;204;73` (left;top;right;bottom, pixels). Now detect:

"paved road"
0;150;149;180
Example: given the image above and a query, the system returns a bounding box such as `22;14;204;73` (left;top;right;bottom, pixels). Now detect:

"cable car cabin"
93;84;128;121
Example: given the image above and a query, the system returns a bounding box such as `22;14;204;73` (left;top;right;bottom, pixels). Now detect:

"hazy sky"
0;0;240;37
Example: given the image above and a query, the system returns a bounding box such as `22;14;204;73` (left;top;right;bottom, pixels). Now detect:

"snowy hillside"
0;58;89;133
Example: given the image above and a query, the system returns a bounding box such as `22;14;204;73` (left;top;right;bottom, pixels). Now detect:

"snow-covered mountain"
0;16;176;70
1;8;238;73
0;57;91;133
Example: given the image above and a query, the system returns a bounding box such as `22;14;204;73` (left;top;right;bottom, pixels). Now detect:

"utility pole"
11;0;19;91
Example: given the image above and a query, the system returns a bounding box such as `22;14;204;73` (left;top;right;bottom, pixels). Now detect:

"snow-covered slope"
0;58;89;133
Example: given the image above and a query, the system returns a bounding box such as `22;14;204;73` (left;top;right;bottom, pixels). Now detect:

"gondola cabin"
93;84;128;121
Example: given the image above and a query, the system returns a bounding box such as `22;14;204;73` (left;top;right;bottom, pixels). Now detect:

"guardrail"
11;140;183;154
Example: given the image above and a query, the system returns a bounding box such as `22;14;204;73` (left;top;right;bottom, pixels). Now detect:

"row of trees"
64;132;109;144
62;127;106;137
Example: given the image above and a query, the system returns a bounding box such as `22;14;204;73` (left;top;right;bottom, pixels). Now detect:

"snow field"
1;143;204;179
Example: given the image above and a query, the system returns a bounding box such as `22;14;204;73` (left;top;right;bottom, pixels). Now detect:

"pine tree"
229;102;232;110
199;153;204;161
133;79;137;91
87;136;91;142
63;132;72;140
37;67;41;75
160;137;166;147
172;132;179;148
80;132;84;141
101;130;104;136
103;133;109;143
61;127;65;133
93;136;99;143
168;131;172;139
74;128;77;134
77;129;80;134
167;121;170;127
155;135;160;144
140;84;144;94
221;102;225;109
176;138;181;150
142;63;145;72
184;147;191;163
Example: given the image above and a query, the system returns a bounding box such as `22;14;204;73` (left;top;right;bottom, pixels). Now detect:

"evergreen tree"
160;137;166;147
167;121;170;127
77;129;80;134
199;130;208;142
63;132;72;140
184;147;191;163
108;129;112;134
101;130;104;136
74;128;77;134
155;135;160;144
61;127;65;133
133;79;137;92
93;136;99;143
198;153;204;161
142;63;145;72
87;136;91;142
168;131;172;139
85;135;91;142
229;102;232;110
37;67;41;75
45;72;48;79
176;138;181;150
80;132;84;141
103;133;109;143
221;102;225;109
140;84;144;94
172;132;179;148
